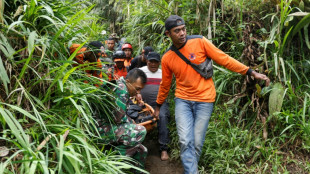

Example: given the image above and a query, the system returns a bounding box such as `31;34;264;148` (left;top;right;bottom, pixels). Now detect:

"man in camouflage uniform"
95;68;148;168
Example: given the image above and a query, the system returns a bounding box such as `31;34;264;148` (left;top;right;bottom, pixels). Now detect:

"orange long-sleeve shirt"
69;44;103;78
124;57;133;67
156;36;250;105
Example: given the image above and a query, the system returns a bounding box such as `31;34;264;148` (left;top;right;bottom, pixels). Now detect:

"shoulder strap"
187;35;203;40
170;45;191;65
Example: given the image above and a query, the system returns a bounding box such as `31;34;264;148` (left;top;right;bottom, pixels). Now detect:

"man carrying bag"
154;15;270;174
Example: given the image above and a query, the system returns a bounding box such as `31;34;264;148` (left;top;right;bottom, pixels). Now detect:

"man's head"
107;38;115;51
113;51;126;69
109;33;119;43
86;41;104;62
164;15;187;48
146;52;161;73
141;46;154;62
125;68;147;97
122;43;133;59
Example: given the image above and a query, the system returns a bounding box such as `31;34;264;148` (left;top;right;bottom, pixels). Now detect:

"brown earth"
144;136;183;174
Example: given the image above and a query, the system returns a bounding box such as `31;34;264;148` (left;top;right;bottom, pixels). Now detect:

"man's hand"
154;106;160;120
251;71;270;86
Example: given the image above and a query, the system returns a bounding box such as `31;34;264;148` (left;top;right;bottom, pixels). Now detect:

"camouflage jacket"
110;77;133;124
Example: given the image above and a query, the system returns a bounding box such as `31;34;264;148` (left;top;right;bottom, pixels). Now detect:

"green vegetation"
0;0;144;173
1;0;310;173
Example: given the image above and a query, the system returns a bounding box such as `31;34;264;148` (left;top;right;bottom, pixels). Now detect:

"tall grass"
0;0;147;173
119;0;310;173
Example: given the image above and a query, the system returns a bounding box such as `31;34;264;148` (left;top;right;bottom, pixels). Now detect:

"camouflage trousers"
98;122;148;168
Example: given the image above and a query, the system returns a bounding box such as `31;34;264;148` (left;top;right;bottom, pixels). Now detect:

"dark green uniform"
95;77;147;168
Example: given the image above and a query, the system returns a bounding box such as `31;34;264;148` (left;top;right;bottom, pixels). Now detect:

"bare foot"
161;151;169;161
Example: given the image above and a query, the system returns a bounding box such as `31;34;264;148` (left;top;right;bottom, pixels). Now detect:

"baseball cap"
147;52;161;62
165;15;185;31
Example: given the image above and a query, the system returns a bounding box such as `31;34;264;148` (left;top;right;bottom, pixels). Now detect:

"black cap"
147;52;161;62
165;15;185;31
144;46;154;56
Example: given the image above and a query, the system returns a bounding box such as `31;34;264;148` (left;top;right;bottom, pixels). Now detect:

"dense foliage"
1;0;310;173
108;0;310;173
0;0;145;173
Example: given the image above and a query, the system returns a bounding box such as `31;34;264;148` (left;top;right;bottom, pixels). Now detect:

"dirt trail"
144;137;183;174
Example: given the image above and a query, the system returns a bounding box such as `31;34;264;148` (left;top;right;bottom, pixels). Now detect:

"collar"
173;37;188;50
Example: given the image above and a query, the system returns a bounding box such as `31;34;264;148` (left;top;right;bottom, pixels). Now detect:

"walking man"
122;43;134;68
154;15;270;173
107;51;128;81
129;46;154;71
139;52;170;161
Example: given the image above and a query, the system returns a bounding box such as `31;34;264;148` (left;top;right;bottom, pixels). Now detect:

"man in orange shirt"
69;41;104;85
108;51;128;81
122;43;134;69
154;15;270;174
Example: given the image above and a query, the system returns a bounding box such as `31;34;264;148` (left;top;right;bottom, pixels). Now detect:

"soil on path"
144;136;183;174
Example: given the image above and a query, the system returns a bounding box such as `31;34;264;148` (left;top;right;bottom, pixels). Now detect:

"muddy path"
144;136;183;174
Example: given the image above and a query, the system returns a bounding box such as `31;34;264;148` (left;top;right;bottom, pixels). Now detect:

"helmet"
113;51;126;61
122;43;133;51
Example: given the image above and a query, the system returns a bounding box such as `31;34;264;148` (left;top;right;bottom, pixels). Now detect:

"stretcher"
137;103;157;132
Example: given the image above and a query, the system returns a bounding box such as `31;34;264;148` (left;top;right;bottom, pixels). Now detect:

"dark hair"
143;46;153;56
88;41;104;54
126;68;147;84
107;38;115;42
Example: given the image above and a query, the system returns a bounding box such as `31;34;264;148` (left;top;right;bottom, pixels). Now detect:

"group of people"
70;15;270;174
69;32;170;170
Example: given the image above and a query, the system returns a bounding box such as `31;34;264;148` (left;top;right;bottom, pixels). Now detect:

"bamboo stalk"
37;135;52;151
0;0;3;24
37;130;69;151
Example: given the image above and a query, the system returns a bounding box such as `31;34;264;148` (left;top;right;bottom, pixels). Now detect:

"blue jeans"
158;101;170;151
174;98;214;174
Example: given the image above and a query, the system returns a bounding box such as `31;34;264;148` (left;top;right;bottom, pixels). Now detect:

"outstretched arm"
250;70;270;86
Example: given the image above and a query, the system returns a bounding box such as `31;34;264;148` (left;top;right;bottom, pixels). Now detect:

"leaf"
305;24;310;49
0;107;31;151
7;21;32;33
2;103;40;123
0;33;15;59
279;26;293;56
0;146;9;157
27;31;37;54
280;124;295;135
292;13;310;37
0;56;10;95
269;83;285;116
42;4;54;16
288;12;309;17
18;31;37;80
62;66;78;85
284;16;294;26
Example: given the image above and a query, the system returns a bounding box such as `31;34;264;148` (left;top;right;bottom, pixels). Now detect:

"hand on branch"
251;71;270;86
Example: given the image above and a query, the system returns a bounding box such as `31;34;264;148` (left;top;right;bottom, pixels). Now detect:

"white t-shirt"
139;66;162;108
